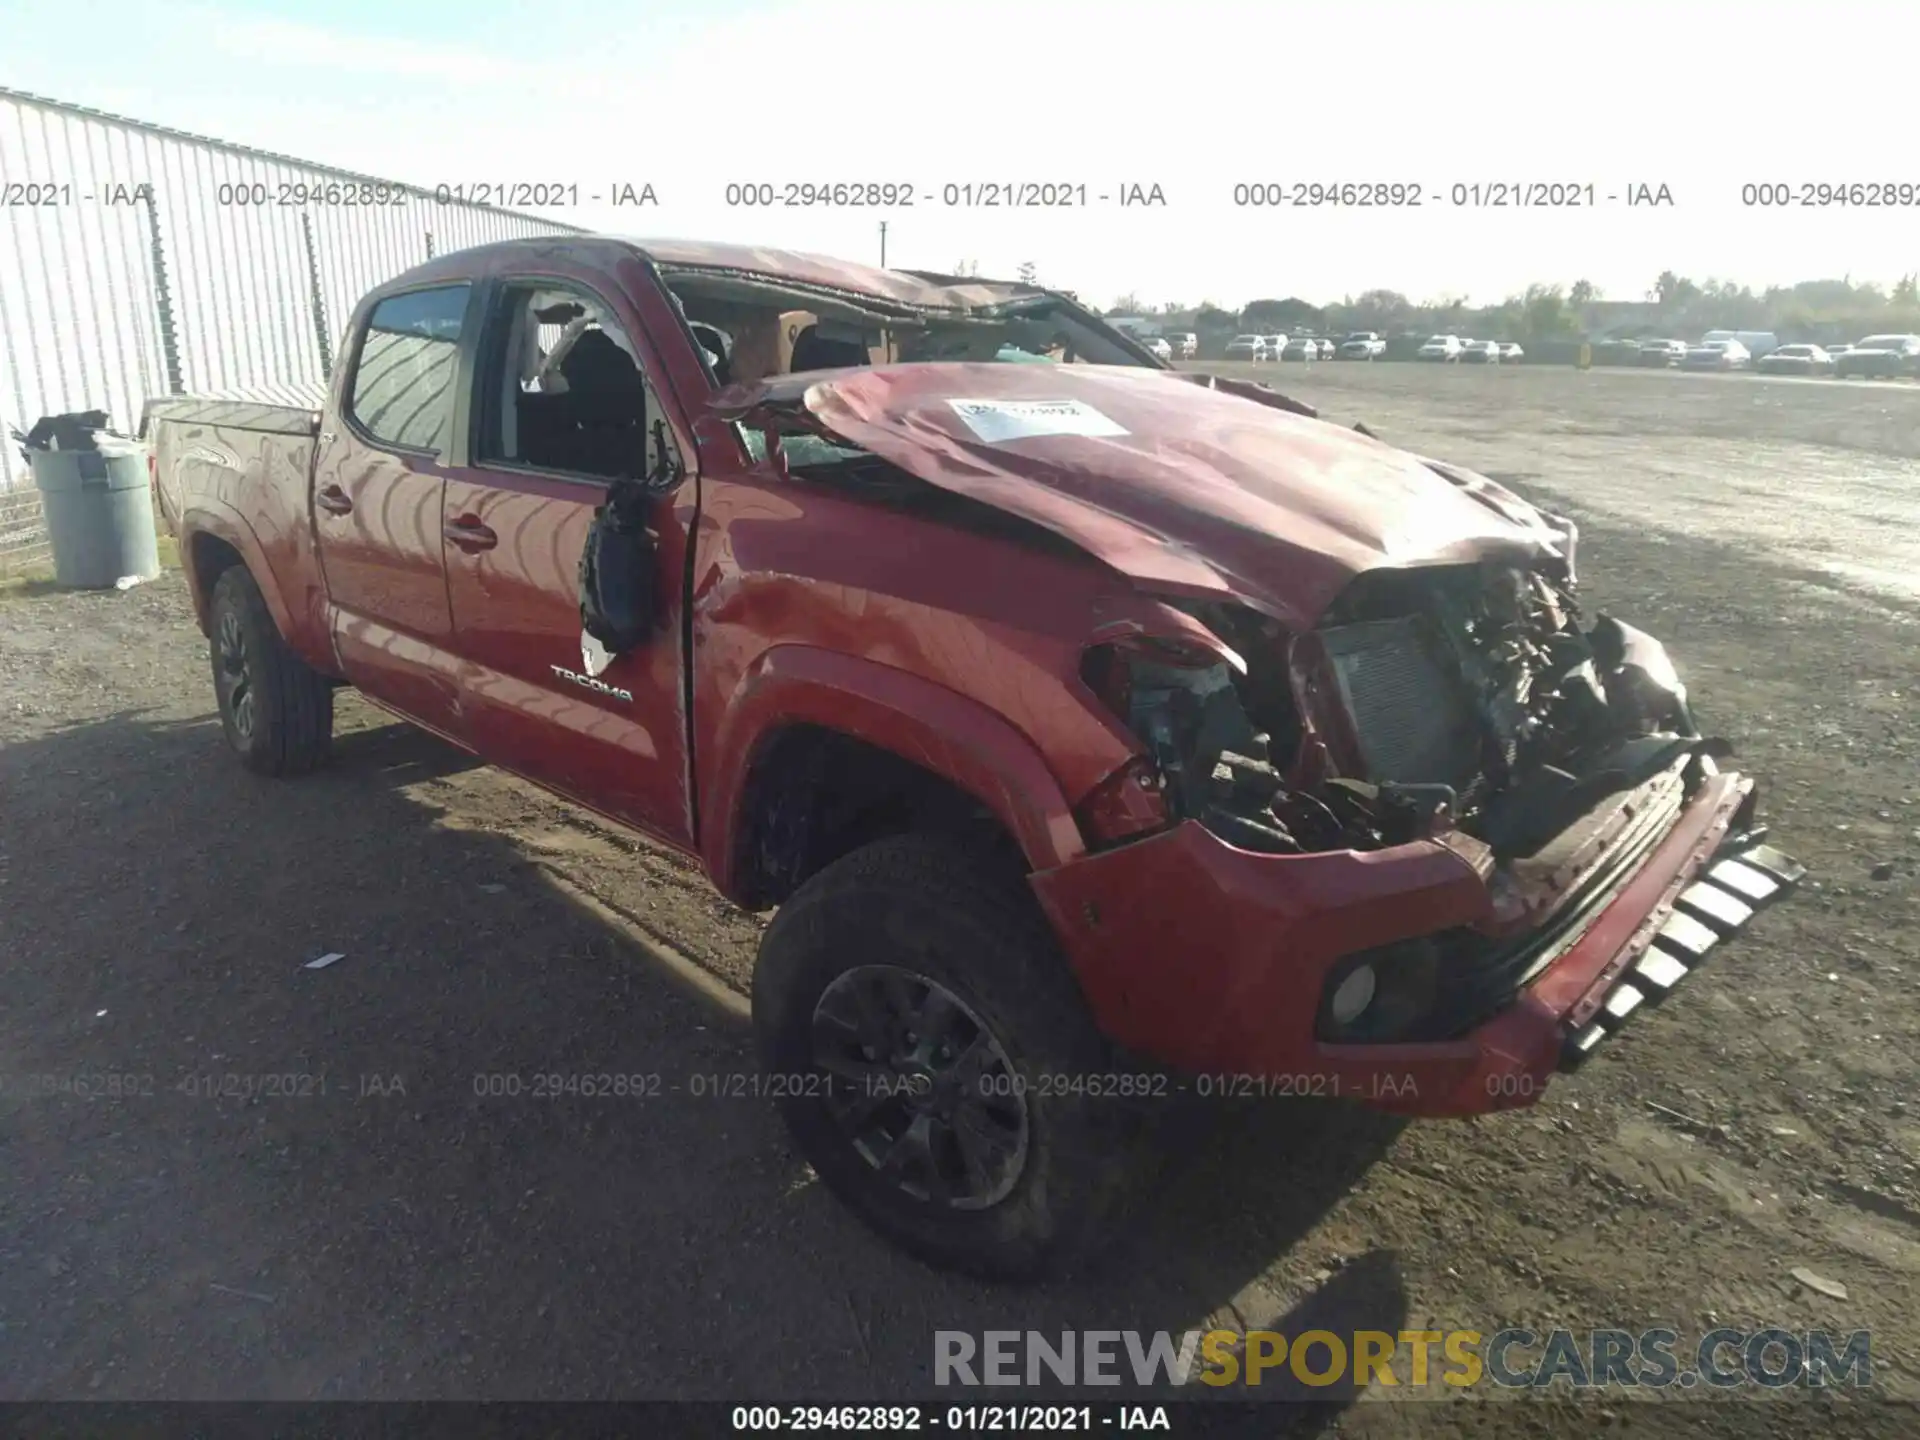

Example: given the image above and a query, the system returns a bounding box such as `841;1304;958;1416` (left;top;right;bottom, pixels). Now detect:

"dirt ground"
2;362;1916;1436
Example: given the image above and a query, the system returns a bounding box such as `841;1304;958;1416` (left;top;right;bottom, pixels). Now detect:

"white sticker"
946;398;1128;443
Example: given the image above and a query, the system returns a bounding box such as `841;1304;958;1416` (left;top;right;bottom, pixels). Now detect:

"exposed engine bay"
1093;559;1717;863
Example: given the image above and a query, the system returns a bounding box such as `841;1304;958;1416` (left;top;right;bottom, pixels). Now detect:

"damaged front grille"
1419;761;1691;1038
1081;560;1750;1048
1085;557;1713;873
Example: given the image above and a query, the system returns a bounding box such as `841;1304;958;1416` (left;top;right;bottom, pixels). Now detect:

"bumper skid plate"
1562;840;1804;1069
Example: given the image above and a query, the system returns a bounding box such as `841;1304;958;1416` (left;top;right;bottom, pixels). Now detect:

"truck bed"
141;389;324;539
142;388;331;656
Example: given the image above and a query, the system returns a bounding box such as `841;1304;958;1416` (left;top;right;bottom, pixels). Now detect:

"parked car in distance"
1834;334;1920;378
141;231;1803;1282
1417;335;1464;361
1755;344;1835;377
1638;339;1690;367
1261;335;1287;362
1166;332;1198;359
1280;336;1320;360
1225;333;1267;361
1140;335;1174;362
1497;342;1524;362
1593;336;1645;365
1338;332;1386;359
1460;340;1501;364
1682;339;1751;371
1701;329;1780;360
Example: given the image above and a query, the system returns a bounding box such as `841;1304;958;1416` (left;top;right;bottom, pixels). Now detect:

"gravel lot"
2;362;1916;1435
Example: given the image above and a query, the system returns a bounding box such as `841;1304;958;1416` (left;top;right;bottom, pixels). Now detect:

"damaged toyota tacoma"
144;236;1802;1279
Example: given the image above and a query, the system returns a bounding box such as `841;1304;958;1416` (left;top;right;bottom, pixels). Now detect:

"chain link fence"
0;485;48;575
0;85;585;526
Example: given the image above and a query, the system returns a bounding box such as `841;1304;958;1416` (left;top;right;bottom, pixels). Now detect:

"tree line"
1101;273;1920;344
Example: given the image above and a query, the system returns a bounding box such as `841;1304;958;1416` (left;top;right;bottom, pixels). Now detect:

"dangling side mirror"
578;481;659;663
576;418;686;670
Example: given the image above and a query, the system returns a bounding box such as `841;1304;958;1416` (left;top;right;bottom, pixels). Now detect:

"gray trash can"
23;419;161;589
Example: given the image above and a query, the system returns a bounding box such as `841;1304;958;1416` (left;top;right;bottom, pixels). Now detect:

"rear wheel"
753;833;1159;1280
209;566;334;776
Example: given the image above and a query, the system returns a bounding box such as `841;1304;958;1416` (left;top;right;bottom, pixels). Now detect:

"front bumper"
1559;834;1802;1070
1028;769;1801;1118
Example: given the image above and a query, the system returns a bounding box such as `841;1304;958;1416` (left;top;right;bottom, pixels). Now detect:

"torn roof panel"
617;237;1045;314
379;235;1056;322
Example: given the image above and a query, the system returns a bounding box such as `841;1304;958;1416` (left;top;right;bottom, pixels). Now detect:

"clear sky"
2;0;1915;310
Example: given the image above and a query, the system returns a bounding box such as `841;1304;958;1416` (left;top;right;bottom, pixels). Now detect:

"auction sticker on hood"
946;398;1128;443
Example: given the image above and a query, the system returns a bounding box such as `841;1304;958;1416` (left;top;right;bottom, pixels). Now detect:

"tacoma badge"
550;664;633;703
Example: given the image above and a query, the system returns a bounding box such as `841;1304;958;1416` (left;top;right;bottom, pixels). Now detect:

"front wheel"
208;566;334;775
753;833;1159;1280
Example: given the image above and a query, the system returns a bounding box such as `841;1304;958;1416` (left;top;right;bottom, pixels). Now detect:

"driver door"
440;276;697;848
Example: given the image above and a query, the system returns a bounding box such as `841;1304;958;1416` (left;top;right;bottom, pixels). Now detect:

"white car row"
1634;331;1920;378
1129;331;1196;361
1417;335;1524;363
1635;331;1763;371
1223;332;1397;361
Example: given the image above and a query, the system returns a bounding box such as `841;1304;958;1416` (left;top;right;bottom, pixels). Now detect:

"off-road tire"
754;833;1159;1281
208;566;333;776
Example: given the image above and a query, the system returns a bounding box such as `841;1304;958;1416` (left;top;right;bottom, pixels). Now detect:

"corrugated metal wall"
0;86;585;495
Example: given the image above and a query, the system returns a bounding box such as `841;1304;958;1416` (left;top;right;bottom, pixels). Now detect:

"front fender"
700;645;1087;899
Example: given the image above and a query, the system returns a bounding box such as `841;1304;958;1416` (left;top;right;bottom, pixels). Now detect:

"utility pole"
879;221;888;267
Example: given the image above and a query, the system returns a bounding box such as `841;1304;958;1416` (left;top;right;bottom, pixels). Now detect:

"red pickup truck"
146;235;1801;1278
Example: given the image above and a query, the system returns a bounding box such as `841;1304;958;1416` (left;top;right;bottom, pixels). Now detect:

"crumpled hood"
717;362;1572;629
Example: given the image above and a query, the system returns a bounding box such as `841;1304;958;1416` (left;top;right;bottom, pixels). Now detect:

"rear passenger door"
313;283;475;738
440;276;698;847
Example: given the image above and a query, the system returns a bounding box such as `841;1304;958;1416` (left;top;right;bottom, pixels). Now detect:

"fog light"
1318;938;1442;1043
1329;965;1377;1025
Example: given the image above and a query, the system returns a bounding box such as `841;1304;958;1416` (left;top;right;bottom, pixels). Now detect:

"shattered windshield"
738;428;866;467
658;266;1157;470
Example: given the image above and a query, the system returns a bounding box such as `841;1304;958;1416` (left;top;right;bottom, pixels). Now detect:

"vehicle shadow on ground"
0;710;1406;1405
